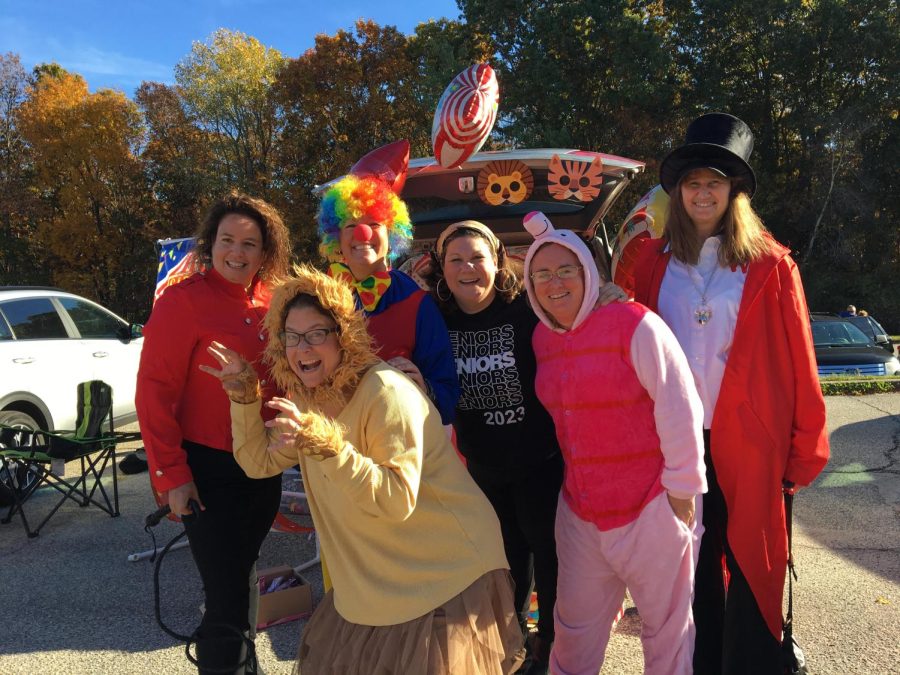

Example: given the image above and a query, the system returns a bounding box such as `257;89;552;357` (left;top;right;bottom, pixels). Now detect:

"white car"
0;287;143;432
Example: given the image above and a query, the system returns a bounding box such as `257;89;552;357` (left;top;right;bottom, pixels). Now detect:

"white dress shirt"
657;237;747;429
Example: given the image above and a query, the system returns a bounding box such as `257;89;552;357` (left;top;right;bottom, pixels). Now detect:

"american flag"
153;237;198;305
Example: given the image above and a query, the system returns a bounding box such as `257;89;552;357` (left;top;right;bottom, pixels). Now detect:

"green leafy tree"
460;0;679;155
175;29;285;195
136;81;217;236
669;0;899;327
407;18;495;139
458;0;684;230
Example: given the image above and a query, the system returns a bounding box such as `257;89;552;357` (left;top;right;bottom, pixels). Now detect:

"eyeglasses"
280;327;339;348
530;265;583;284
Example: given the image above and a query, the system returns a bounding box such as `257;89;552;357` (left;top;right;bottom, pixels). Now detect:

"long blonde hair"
666;179;769;267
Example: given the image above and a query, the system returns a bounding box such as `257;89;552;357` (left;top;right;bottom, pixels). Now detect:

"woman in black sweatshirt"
427;220;562;675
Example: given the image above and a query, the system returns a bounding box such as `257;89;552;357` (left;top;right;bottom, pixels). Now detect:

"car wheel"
0;409;45;501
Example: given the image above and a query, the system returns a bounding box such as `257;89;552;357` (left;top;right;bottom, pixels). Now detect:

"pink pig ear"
523;211;553;239
350;139;410;194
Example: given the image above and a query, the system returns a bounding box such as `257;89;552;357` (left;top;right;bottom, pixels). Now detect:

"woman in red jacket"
633;113;829;674
136;192;291;674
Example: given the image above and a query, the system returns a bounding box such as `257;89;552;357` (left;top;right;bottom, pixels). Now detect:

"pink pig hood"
523;211;600;332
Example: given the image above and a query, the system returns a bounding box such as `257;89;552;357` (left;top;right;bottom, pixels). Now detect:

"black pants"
183;442;282;674
693;432;782;674
468;454;563;643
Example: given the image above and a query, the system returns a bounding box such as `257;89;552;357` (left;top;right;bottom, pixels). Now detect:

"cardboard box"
256;565;313;630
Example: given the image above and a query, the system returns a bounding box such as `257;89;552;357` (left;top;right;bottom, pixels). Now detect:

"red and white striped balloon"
432;64;499;169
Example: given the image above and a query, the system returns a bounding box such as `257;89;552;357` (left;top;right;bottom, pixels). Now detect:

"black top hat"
659;112;756;197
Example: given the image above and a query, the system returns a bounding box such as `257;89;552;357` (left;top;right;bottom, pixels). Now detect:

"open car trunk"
402;149;644;279
317;147;645;282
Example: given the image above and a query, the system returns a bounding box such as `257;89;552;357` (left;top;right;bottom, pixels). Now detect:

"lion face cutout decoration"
547;154;603;202
477;160;534;206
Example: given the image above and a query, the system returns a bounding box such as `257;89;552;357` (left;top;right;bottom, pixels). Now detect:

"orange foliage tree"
273;20;444;256
17;69;154;318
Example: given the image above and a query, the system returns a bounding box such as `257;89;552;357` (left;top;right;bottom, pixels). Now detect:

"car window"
847;317;871;335
812;321;872;347
868;317;889;338
0;298;68;339
58;297;125;339
0;312;12;340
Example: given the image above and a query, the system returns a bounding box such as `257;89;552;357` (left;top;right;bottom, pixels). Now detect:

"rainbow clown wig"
317;175;413;264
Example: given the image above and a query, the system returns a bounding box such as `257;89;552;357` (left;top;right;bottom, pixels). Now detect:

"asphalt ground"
1;394;898;674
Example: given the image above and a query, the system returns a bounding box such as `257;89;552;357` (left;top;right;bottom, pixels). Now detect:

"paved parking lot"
1;395;898;674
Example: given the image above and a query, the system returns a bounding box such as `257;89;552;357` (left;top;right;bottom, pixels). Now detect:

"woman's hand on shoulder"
598;280;629;306
386;356;427;392
200;341;260;403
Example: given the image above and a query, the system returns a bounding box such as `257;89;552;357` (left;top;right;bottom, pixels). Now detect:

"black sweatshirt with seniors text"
445;293;561;476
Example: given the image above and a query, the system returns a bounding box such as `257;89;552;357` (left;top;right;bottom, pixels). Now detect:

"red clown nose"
353;223;374;242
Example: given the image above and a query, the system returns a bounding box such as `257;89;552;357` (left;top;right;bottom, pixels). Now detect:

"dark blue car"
810;314;899;376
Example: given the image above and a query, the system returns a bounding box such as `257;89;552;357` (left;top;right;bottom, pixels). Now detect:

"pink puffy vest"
534;302;664;531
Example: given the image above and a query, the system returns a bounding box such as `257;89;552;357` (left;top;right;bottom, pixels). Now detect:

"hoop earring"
435;277;452;302
493;273;517;293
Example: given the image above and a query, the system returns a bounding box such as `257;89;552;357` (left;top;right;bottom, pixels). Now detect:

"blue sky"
1;0;462;95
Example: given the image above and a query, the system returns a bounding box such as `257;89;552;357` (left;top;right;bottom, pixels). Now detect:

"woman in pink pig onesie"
521;211;707;675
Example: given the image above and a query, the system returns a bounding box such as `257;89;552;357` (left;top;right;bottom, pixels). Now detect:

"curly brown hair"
425;225;523;316
193;192;292;283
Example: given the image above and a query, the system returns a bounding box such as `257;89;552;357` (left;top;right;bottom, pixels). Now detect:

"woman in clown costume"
317;140;459;424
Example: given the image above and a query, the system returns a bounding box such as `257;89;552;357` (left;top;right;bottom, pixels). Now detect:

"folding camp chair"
0;380;141;537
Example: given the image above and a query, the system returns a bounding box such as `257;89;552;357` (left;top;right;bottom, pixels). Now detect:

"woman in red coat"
633;113;829;674
137;193;292;674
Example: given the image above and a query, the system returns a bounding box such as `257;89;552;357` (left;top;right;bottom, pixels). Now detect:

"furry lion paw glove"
223;361;261;404
297;412;346;461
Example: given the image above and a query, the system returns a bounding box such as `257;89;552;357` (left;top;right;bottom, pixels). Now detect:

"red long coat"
634;236;829;639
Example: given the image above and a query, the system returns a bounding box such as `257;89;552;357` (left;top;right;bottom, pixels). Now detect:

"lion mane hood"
263;263;380;410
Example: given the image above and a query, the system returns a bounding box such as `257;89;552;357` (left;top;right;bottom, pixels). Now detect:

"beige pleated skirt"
292;569;525;675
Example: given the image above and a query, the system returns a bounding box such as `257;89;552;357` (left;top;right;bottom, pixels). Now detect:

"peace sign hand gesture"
200;341;261;404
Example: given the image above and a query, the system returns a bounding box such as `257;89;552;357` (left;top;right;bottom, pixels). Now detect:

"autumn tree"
17;69;155;320
273;20;436;256
0;53;45;285
136;81;216;236
175;29;284;196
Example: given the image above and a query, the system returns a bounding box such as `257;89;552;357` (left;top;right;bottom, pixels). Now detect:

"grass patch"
820;375;900;396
